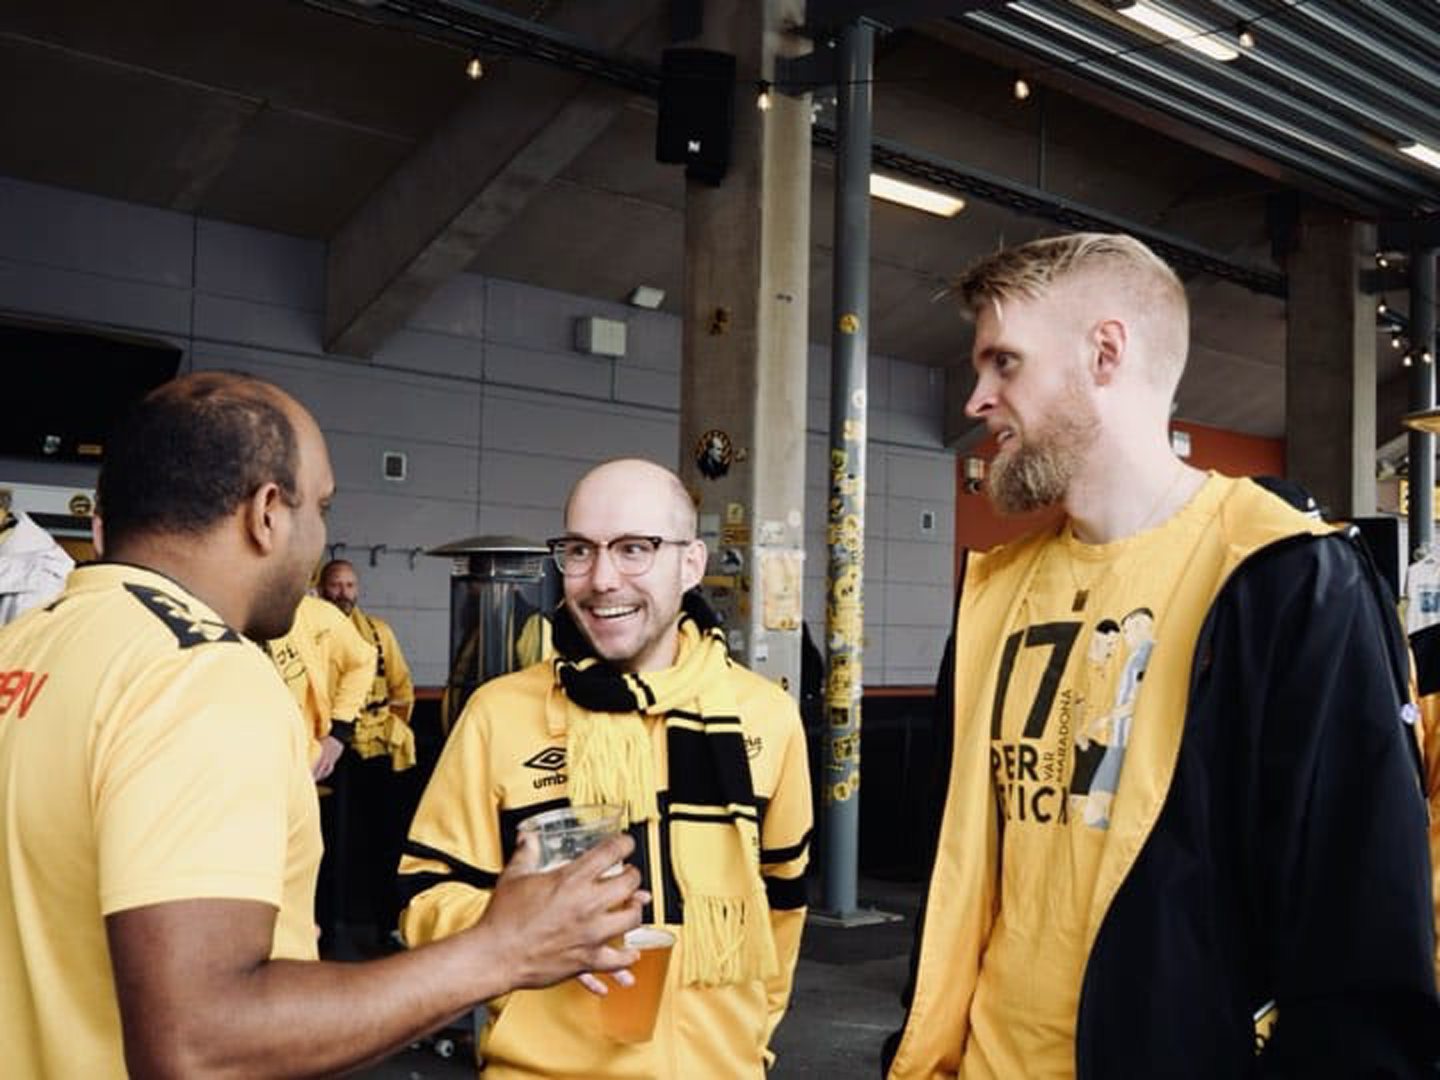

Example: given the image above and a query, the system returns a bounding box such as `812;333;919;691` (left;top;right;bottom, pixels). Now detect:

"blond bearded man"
0;372;647;1077
885;234;1439;1079
399;458;813;1078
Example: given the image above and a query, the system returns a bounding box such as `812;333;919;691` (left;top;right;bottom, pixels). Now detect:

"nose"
965;370;996;419
587;544;623;590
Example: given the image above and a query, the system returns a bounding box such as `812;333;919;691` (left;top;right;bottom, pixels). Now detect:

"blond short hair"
956;232;1190;389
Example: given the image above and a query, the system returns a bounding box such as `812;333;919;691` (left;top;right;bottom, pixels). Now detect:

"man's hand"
312;735;344;780
475;832;647;992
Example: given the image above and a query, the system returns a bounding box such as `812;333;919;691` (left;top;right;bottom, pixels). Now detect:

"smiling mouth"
589;604;640;620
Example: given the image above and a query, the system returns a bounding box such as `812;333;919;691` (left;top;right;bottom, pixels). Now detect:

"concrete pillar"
677;1;811;696
1284;204;1377;517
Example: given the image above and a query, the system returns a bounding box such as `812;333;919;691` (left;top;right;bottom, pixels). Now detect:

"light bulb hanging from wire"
756;81;772;111
1013;76;1031;102
1237;23;1256;49
465;54;484;81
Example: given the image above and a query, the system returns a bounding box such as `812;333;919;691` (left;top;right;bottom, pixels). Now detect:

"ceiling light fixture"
869;174;966;217
1399;140;1440;172
1115;2;1240;62
1013;76;1032;101
465;54;484;80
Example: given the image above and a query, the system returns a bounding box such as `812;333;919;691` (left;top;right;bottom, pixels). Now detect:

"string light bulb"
1377;299;1389;316
1013;76;1032;101
1237;23;1255;49
1425;350;1435;365
1377;251;1390;269
1403;351;1414;367
756;82;772;111
1392;331;1404;350
465;54;484;80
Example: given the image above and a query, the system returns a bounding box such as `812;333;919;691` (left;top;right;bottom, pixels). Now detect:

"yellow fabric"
0;564;321;1078
266;594;375;753
347;607;416;771
889;474;1331;1080
400;656;812;1080
963;482;1222;1078
1417;688;1440;987
551;620;777;986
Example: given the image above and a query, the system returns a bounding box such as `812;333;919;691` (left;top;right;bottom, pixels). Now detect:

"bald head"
97;371;311;550
565;459;696;539
319;558;360;615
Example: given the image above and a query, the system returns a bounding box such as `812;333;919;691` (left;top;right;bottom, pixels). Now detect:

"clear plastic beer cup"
515;804;623;871
599;926;675;1042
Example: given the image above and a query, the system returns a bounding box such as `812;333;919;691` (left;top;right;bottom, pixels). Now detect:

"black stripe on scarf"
667;723;755;808
396;840;498;907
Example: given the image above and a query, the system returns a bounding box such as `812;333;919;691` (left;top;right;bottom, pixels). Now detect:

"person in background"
885;233;1439;1079
0;487;73;625
319;556;416;948
398;458;813;1079
0;371;646;1077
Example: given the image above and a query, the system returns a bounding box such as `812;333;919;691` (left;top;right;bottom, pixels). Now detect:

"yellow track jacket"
398;659;812;1079
267;594;375;754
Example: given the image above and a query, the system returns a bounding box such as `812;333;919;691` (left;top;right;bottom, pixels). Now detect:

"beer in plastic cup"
515;804;623;872
599;926;674;1043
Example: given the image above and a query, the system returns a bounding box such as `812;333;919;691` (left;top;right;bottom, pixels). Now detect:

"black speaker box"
0;322;180;463
655;47;736;185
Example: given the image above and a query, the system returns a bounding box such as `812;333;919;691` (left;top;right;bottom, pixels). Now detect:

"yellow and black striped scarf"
548;594;778;987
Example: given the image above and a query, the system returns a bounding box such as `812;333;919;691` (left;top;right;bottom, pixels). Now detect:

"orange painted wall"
953;420;1285;579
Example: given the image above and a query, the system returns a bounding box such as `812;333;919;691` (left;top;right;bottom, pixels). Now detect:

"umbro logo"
524;747;567;772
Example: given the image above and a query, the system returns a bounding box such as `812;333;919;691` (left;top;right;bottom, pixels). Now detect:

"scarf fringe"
567;712;658;826
679;893;779;987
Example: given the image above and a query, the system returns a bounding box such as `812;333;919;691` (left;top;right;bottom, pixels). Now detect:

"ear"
244;482;286;554
680;538;708;592
1091;318;1127;385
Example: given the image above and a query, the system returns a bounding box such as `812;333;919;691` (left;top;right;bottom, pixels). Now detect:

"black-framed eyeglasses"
546;535;693;577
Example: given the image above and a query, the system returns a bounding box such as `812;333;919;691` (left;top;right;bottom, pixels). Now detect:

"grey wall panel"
192;293;323;355
613;364;680;410
485;341;614;399
192;349;483;447
0;177;192;286
327;431;480;501
481;389;678;462
478;449;591;510
373;328;483;380
885;539;953;585
196;221;323;309
0;257;192;336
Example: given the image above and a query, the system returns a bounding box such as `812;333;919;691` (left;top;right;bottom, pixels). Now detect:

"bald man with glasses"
398;458;813;1079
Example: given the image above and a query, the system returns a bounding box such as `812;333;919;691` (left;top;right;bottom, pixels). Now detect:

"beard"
987;385;1099;515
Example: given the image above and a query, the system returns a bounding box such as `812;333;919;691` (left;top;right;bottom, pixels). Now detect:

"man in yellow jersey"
884;234;1440;1079
399;458;813;1078
319;557;416;947
268;591;375;778
0;371;646;1077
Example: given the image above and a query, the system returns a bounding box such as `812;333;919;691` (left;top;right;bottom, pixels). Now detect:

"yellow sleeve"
379;620;415;727
398;690;503;947
759;704;813;1055
322;603;375;725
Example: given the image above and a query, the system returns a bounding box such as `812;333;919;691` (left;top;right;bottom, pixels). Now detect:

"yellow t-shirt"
0;563;321;1078
963;479;1224;1079
267;593;375;746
